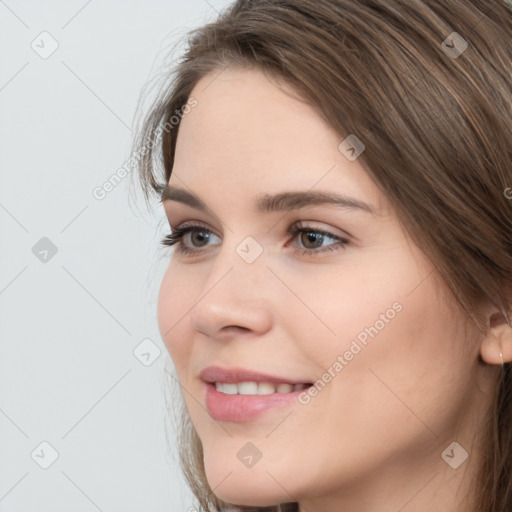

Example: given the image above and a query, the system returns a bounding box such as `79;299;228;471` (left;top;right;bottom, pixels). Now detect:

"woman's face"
157;67;492;509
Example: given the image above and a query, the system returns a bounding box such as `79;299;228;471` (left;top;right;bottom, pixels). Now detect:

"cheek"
275;247;418;364
286;247;467;424
157;263;195;373
318;268;469;441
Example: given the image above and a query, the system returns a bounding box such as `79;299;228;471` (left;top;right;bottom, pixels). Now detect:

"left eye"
287;224;349;254
160;222;349;255
293;229;340;250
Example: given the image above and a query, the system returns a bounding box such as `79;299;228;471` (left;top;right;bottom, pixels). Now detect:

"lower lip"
204;382;308;422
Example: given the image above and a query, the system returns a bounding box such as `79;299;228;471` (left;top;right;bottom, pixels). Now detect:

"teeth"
238;382;258;395
214;381;308;395
276;383;293;393
218;382;238;394
258;382;276;395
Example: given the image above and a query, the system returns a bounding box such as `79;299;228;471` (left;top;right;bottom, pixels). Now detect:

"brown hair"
133;1;512;510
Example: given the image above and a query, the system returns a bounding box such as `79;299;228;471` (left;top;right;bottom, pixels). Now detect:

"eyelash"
160;222;349;256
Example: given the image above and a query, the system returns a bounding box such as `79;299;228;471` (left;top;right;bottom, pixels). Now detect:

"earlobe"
480;309;512;366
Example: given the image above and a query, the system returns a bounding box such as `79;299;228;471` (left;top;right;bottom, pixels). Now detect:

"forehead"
171;67;386;213
177;67;335;161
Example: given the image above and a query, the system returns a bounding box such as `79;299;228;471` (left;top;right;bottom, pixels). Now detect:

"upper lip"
200;365;312;385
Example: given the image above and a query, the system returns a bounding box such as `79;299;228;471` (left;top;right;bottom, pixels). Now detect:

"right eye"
161;224;221;255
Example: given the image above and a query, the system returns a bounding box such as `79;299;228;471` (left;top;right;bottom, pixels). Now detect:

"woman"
133;1;512;510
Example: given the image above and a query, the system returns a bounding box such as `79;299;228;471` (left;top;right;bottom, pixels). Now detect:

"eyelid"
171;219;350;239
172;219;220;235
289;220;351;240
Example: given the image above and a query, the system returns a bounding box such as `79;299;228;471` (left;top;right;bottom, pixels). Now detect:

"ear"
480;306;512;365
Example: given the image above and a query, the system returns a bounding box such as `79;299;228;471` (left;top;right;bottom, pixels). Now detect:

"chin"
203;459;289;507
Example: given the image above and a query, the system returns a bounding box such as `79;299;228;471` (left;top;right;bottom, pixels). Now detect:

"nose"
188;249;274;341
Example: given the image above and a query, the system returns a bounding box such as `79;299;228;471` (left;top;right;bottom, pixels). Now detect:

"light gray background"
0;1;233;510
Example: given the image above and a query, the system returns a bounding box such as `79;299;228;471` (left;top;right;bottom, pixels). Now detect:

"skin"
157;66;512;512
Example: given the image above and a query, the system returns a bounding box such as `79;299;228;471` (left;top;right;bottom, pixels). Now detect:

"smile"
214;381;310;395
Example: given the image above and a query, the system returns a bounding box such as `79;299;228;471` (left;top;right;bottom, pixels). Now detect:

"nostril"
223;325;251;332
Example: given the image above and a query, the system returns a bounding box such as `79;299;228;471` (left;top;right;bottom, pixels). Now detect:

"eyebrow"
160;185;376;214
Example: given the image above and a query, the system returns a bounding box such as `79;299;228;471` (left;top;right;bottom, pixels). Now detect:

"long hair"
133;1;512;510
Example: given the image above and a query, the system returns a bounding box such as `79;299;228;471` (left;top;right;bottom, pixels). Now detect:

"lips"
200;365;313;422
199;365;312;386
